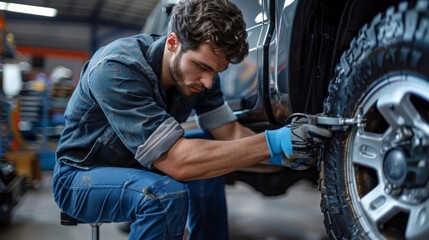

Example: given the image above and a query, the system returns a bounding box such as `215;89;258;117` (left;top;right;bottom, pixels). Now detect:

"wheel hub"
384;148;408;188
383;128;429;202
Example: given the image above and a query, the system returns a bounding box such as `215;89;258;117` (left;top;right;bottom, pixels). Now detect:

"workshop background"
0;1;327;239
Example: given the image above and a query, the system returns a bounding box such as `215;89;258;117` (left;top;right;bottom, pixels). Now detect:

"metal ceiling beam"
91;0;105;19
89;0;105;54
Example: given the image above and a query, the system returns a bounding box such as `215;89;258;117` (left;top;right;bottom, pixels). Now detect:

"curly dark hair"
168;0;248;64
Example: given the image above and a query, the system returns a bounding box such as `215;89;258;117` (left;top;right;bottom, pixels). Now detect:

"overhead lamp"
0;1;57;17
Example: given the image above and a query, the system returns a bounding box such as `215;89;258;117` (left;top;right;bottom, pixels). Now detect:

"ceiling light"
0;1;57;17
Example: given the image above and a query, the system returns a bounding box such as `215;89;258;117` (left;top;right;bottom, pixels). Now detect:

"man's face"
169;42;229;97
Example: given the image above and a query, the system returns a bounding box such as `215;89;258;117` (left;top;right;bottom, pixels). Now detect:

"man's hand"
265;117;332;169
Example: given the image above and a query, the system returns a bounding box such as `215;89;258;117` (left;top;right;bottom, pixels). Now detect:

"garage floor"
0;172;328;240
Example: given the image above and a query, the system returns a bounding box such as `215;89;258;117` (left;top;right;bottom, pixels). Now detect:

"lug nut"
385;183;392;194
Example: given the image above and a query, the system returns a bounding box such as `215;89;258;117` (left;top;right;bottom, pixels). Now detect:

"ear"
166;33;180;52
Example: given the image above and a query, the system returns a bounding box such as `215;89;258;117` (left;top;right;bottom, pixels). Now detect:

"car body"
145;0;429;239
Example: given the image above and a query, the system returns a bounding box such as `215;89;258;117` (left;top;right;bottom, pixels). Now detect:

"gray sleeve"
135;117;184;169
195;102;237;130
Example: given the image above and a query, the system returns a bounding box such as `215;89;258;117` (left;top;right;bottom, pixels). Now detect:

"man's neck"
161;44;173;91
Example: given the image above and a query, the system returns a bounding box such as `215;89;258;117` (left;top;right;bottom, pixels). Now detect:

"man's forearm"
153;133;269;181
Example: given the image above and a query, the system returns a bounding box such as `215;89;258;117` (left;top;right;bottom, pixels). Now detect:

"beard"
169;50;205;97
169;50;190;97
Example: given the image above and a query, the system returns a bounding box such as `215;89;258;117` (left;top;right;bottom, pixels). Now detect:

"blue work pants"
53;163;188;240
185;177;229;240
53;163;229;240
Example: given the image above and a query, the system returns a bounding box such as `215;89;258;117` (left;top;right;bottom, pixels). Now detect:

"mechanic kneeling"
52;0;332;239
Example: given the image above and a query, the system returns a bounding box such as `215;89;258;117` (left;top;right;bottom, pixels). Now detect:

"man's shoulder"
100;34;164;60
87;33;165;85
112;33;163;47
93;34;159;62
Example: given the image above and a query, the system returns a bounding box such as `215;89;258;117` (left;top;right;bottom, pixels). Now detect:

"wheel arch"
288;0;402;114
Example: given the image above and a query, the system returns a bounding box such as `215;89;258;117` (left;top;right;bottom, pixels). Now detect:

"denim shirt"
56;34;237;170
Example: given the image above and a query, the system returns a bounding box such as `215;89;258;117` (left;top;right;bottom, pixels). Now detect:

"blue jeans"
185;177;229;240
53;163;188;240
53;131;229;240
184;129;229;240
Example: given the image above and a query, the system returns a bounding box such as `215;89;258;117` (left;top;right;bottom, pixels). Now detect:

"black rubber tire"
320;1;429;239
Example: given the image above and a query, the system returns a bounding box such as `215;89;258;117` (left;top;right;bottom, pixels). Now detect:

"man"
52;0;331;239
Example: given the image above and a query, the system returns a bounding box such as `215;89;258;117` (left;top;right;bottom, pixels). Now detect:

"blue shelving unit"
36;74;57;170
18;73;58;170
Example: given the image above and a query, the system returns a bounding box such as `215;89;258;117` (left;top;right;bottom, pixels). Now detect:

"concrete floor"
0;172;328;240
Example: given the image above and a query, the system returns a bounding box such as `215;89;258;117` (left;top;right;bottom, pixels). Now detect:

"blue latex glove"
265;118;332;169
265;127;292;157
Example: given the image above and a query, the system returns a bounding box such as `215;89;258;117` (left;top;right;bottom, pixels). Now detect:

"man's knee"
141;176;188;212
137;177;188;237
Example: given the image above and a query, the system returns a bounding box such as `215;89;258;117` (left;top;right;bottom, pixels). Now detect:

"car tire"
320;1;429;239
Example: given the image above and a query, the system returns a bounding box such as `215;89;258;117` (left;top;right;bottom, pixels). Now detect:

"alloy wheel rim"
347;75;429;239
